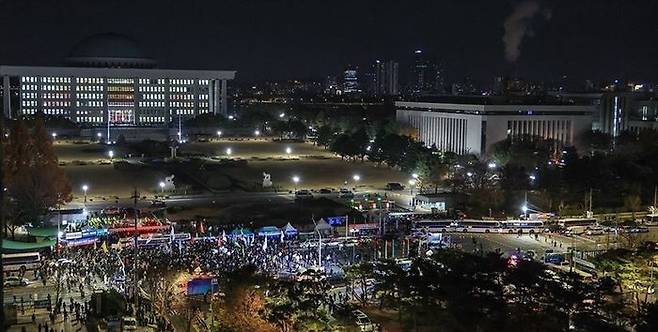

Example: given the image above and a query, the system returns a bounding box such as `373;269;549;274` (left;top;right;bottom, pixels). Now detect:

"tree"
350;126;370;161
3;118;72;234
315;125;335;148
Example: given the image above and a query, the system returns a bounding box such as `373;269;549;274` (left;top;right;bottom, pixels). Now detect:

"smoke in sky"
503;1;552;63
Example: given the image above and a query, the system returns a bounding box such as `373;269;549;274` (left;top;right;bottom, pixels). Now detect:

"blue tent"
229;228;253;237
283;222;298;236
257;226;280;237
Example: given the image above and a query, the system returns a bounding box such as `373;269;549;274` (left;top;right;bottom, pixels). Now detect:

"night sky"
0;0;656;84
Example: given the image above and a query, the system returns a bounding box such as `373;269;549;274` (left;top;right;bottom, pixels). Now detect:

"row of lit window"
76;78;104;84
171;79;194;85
170;94;194;100
139;116;166;122
199;102;208;108
77;93;103;100
21;77;38;83
22;84;38;91
199;80;209;85
42;77;71;83
43;101;71;107
169;87;189;93
76;110;100;115
199;94;208;100
76;101;104;107
108;94;134;100
138;79;166;85
108;86;134;92
75;116;103;123
22;100;38;107
22;109;38;114
43;93;70;99
108;102;134;107
142;94;165;100
22;92;38;99
76;85;103;92
171;101;194;108
43;85;71;91
43;109;69;115
139;101;166;108
107;78;134;84
174;109;195;115
139;86;165;92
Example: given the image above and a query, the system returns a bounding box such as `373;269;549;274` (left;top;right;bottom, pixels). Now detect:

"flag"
262;235;268;251
101;241;109;253
170;226;175;243
222;230;227;243
280;230;284;243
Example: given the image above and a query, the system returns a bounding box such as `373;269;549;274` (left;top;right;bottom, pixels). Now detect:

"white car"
4;276;29;287
122;316;137;331
353;310;374;331
338;188;354;198
295;190;314;200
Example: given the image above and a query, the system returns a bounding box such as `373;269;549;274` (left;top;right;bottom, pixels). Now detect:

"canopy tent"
2;239;56;252
256;226;280;237
314;218;333;235
27;227;58;238
229;228;253;237
283;222;298;236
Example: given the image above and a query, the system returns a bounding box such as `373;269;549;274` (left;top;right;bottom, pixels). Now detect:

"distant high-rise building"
324;75;339;95
342;67;360;94
371;60;399;96
410;50;444;95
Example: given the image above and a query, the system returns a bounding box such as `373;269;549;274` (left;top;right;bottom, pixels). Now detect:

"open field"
179;139;335;158
55;139;408;199
62;164;167;199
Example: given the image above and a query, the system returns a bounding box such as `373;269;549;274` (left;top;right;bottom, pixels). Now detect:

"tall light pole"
159;181;165;193
352;174;360;192
216;130;222;141
225;147;232;157
285;146;292;157
292;176;300;192
108;150;114;161
82;184;89;204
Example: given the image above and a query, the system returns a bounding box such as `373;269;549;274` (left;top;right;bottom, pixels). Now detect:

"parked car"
150;200;166;208
4;276;29;287
386;182;404;191
338;188;354;198
295;190;314;200
352;310;375;331
319;188;333;194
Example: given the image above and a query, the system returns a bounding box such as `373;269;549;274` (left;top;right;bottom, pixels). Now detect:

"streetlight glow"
51;132;57;139
254;130;260;136
226;147;232;155
159;181;165;193
82;184;88;192
412;173;419;179
279;113;285;118
285;147;292;154
108;150;114;159
292;176;300;183
353;174;361;181
217;130;222;137
521;205;528;213
488;162;497;169
97;132;102;138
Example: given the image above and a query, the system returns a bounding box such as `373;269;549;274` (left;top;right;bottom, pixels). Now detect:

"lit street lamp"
82;184;89;204
292;176;300;192
286;147;292;155
408;179;416;195
254;130;260;136
352;174;361;191
51;132;57;140
216;130;222;139
226;147;232;156
108;150;114;161
159;181;165;193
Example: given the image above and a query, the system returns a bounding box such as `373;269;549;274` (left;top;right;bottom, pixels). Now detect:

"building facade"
1;34;235;127
396;100;595;156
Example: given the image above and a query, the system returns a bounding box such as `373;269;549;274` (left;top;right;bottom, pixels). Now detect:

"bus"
412;219;545;234
557;217;597;235
2;252;41;274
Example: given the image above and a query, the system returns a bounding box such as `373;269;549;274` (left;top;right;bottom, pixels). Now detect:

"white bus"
2;252;42;274
413;219;545;234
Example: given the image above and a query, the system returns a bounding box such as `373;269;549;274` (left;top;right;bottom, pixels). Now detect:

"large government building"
1;33;235;127
396;97;595;156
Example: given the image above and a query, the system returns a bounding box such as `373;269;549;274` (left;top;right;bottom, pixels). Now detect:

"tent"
283;222;298;236
2;239;56;252
27;227;58;238
314;218;333;236
257;226;280;237
229;228;253;237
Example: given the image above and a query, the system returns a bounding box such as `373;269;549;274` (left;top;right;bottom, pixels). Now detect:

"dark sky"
0;0;656;84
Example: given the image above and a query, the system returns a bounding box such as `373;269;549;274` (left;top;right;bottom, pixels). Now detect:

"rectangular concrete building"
396;99;595;156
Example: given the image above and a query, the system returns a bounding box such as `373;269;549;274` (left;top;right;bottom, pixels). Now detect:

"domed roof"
67;33;156;68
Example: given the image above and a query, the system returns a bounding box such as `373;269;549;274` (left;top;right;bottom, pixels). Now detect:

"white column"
208;80;216;115
220;79;227;116
3;75;11;118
